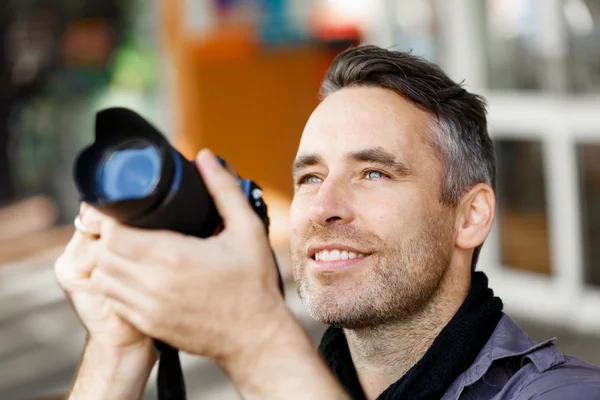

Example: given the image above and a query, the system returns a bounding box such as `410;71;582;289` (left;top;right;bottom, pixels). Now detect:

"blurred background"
0;0;599;398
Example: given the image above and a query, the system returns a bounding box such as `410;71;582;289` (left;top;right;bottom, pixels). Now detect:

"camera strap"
155;340;186;400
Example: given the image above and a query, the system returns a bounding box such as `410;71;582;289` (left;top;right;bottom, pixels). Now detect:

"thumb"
195;149;257;232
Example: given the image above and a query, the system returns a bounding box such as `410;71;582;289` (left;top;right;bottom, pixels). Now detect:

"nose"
307;178;355;227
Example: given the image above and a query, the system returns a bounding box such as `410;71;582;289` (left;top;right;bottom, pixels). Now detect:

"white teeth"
330;249;341;261
314;249;367;261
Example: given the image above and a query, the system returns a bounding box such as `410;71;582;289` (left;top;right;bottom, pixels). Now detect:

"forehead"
297;86;433;162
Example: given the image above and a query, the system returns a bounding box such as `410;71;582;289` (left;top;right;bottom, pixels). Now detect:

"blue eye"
297;175;322;185
366;170;386;180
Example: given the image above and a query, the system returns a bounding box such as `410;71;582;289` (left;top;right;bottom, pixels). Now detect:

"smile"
314;249;367;261
307;243;373;271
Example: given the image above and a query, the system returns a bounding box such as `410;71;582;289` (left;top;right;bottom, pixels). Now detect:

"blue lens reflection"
98;142;162;201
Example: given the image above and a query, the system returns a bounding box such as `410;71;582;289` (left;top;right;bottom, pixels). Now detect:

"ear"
455;183;496;252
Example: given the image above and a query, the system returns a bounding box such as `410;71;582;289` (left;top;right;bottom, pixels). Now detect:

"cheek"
358;188;425;237
289;197;309;244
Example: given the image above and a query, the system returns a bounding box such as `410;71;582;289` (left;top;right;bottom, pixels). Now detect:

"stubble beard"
292;214;454;329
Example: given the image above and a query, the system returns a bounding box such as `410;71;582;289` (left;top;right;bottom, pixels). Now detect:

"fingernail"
199;149;220;171
79;210;89;226
80;205;94;226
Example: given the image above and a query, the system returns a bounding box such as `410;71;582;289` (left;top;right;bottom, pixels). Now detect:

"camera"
73;107;281;400
74;107;272;237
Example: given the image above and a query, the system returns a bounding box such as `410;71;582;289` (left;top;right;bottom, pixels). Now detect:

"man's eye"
297;175;322;185
365;170;388;180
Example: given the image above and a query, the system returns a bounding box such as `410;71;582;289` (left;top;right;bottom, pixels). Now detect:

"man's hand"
55;204;156;399
90;149;286;363
55;204;150;349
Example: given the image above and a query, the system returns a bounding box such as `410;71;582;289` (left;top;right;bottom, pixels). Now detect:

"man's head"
289;45;496;329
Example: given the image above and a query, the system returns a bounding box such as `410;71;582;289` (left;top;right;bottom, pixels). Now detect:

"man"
55;45;600;399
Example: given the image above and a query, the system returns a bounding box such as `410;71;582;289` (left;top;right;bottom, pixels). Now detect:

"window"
578;143;600;286
495;139;552;274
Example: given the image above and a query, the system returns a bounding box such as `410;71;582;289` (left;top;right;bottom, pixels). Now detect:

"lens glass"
97;140;162;201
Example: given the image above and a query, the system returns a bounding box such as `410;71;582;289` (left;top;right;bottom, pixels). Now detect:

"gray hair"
320;45;496;270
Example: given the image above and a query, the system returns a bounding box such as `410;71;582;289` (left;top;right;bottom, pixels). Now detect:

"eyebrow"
349;147;412;175
292;154;324;176
292;146;411;177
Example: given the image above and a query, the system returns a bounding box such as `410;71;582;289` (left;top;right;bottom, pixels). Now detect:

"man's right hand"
55;203;156;399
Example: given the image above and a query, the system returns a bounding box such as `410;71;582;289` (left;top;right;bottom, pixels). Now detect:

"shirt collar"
442;314;565;399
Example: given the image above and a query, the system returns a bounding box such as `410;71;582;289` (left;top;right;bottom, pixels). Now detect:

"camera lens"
97;139;162;201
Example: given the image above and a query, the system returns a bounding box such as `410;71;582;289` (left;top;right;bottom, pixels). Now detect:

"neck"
345;264;470;400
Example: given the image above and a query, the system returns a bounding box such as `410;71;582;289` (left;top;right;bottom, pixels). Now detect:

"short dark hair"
320;45;495;270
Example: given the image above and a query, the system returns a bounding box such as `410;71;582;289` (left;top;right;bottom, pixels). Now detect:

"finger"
95;204;205;265
79;203;107;235
65;204;108;251
55;240;101;284
98;218;193;265
96;247;148;286
65;228;97;254
91;268;147;309
195;149;258;232
95;250;169;314
106;298;153;337
57;273;101;294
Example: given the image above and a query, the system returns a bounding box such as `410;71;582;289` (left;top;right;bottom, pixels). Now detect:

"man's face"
290;86;456;329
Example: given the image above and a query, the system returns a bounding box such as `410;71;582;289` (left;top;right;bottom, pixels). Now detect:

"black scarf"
318;271;503;400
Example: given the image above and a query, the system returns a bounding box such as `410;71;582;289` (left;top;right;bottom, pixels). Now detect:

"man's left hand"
90;149;288;364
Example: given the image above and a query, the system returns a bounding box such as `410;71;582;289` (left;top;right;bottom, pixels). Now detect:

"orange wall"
162;0;327;199
161;1;332;248
173;47;324;199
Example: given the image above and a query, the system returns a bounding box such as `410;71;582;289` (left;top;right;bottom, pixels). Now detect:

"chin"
299;282;380;329
308;307;389;330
